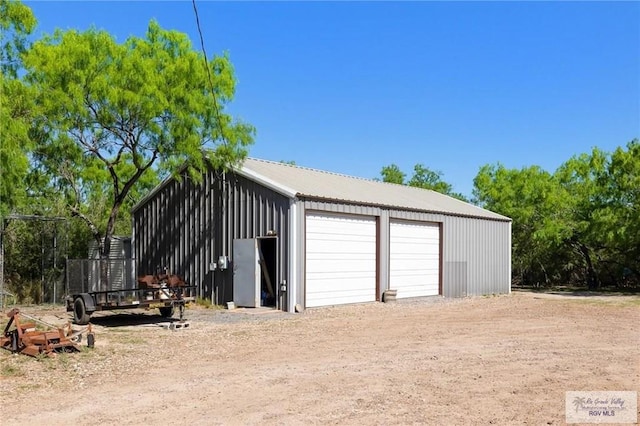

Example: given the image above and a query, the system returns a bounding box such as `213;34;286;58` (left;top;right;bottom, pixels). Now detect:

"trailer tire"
159;306;175;318
74;297;91;325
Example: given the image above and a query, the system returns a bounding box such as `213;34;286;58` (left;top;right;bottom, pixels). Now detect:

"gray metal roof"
236;158;510;221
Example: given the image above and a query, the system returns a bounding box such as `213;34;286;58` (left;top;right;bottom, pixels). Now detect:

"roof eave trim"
237;166;298;199
298;195;512;222
131;173;175;214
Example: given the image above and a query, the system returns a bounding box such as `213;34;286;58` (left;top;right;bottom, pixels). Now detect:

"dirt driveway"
1;292;638;425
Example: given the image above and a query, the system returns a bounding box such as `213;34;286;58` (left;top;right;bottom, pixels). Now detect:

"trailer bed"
66;286;196;324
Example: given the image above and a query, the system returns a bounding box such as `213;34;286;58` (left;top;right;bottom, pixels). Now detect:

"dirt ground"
1;291;638;425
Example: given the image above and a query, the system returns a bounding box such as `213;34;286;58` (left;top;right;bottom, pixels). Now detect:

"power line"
191;0;229;147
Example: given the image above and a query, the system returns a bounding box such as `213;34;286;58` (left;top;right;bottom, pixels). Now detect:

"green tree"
554;150;606;289
0;0;36;77
0;0;37;216
380;163;467;201
474;140;640;290
473;164;567;286
23;21;255;257
408;164;453;193
555;141;640;289
602;140;640;282
380;164;405;185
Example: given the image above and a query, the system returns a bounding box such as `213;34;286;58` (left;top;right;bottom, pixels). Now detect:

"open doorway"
232;236;279;309
258;236;277;308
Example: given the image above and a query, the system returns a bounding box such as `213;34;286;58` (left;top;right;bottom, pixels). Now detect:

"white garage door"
390;220;440;298
305;213;377;308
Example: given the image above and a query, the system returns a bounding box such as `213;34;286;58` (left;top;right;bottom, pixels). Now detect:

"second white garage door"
390;220;440;298
305;213;377;308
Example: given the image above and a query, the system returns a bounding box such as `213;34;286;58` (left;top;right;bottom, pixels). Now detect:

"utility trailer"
65;259;195;325
65;285;195;325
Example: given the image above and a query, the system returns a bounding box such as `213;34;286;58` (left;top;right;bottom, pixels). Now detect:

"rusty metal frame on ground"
0;308;94;357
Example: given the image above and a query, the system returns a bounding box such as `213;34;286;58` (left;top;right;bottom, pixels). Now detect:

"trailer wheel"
159;306;175;318
74;297;91;325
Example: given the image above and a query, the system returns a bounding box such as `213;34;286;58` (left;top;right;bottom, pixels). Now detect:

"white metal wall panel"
390;221;440;298
305;213;376;307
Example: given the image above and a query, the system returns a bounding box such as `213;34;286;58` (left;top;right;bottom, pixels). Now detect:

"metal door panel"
233;239;260;307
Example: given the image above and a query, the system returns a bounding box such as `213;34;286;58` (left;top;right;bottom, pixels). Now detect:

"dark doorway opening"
258;237;277;308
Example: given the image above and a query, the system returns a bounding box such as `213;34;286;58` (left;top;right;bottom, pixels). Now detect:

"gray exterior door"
233;239;261;307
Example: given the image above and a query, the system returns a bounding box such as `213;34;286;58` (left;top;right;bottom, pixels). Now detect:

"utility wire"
191;0;229;146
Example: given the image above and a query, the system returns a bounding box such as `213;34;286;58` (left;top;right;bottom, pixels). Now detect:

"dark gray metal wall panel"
133;175;213;297
133;170;290;309
223;174;290;309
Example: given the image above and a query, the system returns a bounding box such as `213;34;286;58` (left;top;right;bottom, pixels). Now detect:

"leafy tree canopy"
380;164;405;185
473;139;639;289
0;0;37;216
0;0;36;76
380;163;467;201
23;20;255;255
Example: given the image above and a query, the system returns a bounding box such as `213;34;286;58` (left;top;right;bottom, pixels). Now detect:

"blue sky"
26;1;639;197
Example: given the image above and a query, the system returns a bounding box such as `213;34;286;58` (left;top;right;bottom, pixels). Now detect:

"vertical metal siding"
382;210;510;296
441;215;511;296
223;174;290;309
133;170;290;309
378;210;390;297
303;202;511;298
134;185;510;312
444;261;467;297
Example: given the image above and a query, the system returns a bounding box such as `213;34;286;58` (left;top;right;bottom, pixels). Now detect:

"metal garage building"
132;158;511;312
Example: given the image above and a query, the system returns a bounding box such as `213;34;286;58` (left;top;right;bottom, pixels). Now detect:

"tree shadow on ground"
513;287;639;297
512;287;640;297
